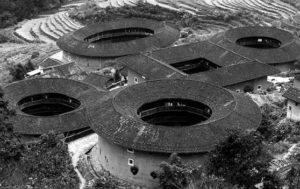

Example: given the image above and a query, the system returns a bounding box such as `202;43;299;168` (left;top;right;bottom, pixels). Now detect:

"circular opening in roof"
17;93;81;116
236;36;281;49
137;98;212;126
84;27;154;44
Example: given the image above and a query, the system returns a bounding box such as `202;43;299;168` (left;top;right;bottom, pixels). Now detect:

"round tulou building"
4;78;103;142
210;26;300;72
88;79;262;188
57;18;180;72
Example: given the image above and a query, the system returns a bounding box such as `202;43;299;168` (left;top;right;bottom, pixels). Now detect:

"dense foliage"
286;164;300;189
151;153;191;189
0;88;78;188
22;131;79;188
258;103;286;141
279;0;300;9
207;129;281;189
0;89;24;185
0;0;67;28
8;60;35;81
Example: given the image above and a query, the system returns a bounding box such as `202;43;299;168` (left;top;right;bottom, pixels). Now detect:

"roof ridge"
207;40;261;63
142;54;187;76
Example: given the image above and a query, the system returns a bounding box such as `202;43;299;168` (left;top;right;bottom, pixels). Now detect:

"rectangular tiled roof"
283;87;300;103
116;54;186;80
83;72;111;90
188;61;280;87
39;58;63;68
147;41;251;67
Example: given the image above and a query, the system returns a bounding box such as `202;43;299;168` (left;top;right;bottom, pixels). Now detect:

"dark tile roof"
4;78;106;135
116;54;186;80
147;41;251;67
188;62;280;87
83;73;111;90
283;87;300;103
57;18;180;58
40;62;83;78
39;58;62;68
88;79;261;153
209;26;300;64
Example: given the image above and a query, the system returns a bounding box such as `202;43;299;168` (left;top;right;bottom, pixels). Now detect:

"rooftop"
188;62;280;87
57;18;180;58
116;54;186;80
39;58;63;69
83;72;112;90
88;79;261;153
209;26;300;64
4;78;105;135
283;87;300;103
147;41;251;67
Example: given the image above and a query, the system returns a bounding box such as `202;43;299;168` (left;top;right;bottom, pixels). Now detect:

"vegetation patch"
208;129;282;189
68;1;263;30
0;0;67;28
0;88;79;188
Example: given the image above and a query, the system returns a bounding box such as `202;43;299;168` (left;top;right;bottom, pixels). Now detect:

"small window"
134;77;138;84
289;106;292;110
296;102;298;106
257;85;262;90
128;158;134;166
236;89;241;93
127;148;134;153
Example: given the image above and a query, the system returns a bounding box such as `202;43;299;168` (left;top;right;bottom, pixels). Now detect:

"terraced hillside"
14;11;83;44
10;0;300;44
84;0;300;44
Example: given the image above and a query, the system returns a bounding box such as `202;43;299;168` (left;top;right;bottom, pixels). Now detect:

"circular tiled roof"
210;26;300;64
88;79;261;153
57;18;180;58
4;78;106;135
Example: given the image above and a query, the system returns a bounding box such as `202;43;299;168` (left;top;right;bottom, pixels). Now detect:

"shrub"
8;60;36;81
243;85;254;93
93;177;118;189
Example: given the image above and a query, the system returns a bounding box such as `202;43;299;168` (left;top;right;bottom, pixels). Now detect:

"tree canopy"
0;0;66;28
207;129;281;189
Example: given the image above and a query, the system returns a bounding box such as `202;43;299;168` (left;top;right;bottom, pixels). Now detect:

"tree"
22;131;79;188
9;61;36;81
207;129;281;189
286;154;300;189
0;87;24;185
151;153;191;189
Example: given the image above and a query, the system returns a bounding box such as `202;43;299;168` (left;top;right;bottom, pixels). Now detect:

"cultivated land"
2;0;300;188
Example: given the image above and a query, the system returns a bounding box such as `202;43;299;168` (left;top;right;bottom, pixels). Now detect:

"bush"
243;85;254;93
93;177;118;189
